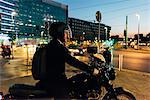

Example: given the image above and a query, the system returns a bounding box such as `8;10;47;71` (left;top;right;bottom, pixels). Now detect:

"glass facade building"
1;0;111;41
14;0;68;38
1;0;68;39
0;0;15;34
68;17;111;41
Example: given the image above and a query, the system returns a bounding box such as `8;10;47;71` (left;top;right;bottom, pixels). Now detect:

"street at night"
0;46;150;81
0;0;150;99
0;46;150;99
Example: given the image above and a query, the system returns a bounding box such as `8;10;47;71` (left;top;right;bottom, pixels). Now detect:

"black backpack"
32;45;48;80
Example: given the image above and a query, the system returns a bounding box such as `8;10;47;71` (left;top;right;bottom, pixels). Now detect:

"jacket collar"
57;39;64;46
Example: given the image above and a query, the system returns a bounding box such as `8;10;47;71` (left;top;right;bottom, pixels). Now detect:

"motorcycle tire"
103;89;136;100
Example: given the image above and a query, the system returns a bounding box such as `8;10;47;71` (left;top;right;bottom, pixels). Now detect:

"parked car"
67;44;86;56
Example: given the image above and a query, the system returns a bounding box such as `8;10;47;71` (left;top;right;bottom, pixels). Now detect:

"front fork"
103;82;118;99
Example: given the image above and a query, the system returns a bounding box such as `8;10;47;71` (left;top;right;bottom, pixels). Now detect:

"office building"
0;0;68;39
0;0;15;34
68;17;111;41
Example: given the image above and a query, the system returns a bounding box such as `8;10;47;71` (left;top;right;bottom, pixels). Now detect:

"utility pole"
95;11;102;53
136;14;140;50
125;16;128;49
96;11;102;42
98;21;101;42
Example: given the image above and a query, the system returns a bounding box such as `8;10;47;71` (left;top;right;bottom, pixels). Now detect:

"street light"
136;14;140;50
11;11;18;40
12;11;17;17
11;11;17;59
83;32;85;41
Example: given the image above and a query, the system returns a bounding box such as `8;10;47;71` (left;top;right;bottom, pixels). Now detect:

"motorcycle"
2;47;136;100
68;47;136;99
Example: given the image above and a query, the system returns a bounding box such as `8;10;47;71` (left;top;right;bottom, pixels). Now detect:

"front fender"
103;87;131;100
113;87;124;94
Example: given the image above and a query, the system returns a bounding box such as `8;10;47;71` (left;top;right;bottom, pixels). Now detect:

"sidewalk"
0;68;150;100
113;70;150;100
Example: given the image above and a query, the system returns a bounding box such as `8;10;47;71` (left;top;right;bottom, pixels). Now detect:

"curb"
116;68;150;76
116;49;150;54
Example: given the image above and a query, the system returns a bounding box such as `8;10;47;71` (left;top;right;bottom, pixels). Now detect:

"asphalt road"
0;47;150;81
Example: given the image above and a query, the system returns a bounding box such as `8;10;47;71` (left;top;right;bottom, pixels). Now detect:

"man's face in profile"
57;24;67;43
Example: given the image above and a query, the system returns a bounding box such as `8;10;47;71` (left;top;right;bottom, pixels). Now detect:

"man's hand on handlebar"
93;68;101;76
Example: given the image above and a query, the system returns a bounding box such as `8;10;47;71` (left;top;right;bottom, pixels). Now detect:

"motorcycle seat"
9;84;48;98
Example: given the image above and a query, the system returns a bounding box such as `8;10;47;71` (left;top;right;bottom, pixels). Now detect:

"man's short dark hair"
49;22;66;39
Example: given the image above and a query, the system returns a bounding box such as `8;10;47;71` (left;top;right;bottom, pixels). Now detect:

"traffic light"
96;11;101;22
124;30;127;37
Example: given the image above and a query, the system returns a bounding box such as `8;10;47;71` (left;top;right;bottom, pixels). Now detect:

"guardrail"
113;54;150;74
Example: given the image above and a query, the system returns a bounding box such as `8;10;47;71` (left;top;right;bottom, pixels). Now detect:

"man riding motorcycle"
36;22;99;99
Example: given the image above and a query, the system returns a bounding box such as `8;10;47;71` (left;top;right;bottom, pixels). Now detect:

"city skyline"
55;0;150;37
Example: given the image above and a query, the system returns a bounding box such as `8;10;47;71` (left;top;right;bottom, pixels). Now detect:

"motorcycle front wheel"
103;89;136;100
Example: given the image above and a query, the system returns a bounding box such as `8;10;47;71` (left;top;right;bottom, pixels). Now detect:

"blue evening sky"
55;0;150;37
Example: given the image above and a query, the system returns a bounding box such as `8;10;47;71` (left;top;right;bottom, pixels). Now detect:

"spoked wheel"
115;91;136;100
103;89;136;100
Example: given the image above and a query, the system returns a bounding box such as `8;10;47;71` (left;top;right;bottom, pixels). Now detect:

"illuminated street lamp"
11;11;17;17
83;32;85;41
136;13;140;50
11;11;17;59
11;11;18;40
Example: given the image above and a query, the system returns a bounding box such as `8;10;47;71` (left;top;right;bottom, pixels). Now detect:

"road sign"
96;11;101;22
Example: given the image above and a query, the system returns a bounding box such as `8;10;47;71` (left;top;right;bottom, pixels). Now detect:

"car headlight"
74;49;79;52
69;49;79;53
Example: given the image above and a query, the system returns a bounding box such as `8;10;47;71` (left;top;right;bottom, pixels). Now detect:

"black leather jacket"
45;39;93;81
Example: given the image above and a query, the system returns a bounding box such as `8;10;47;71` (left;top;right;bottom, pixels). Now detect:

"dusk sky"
55;0;150;37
